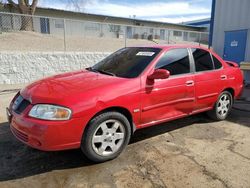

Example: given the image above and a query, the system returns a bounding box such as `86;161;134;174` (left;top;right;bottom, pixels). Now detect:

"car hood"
20;70;127;104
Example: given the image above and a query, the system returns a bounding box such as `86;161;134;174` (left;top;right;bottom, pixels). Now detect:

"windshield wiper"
97;70;116;76
86;67;98;72
86;67;115;76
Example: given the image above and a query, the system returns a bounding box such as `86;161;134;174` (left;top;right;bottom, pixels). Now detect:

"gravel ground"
0;84;250;188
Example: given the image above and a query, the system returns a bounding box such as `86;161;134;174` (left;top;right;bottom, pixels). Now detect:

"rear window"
92;47;161;78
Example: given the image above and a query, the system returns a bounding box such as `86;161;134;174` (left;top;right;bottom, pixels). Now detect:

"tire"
207;91;233;121
81;111;131;162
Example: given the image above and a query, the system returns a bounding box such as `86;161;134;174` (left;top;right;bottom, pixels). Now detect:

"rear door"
191;48;222;112
140;48;195;127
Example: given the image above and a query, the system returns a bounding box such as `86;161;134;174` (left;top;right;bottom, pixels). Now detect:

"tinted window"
192;48;214;72
155;48;190;76
212;55;222;69
91;47;161;78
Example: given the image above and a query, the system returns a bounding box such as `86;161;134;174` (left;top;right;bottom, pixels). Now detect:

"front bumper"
7;107;85;151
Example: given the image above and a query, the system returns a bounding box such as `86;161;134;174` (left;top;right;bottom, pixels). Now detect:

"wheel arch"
223;87;235;99
85;106;136;135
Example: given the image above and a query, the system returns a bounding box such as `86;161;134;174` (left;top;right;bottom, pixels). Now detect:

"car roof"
129;44;210;51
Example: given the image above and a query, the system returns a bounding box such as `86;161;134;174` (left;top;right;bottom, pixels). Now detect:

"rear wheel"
81;111;131;162
207;91;233;121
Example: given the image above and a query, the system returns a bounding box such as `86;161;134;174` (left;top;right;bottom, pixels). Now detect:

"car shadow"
130;113;212;143
0;108;249;181
227;87;250;128
0;114;210;181
0;121;94;181
227;108;250;128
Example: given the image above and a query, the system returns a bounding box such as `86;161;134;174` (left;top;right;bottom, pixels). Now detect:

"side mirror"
147;69;170;80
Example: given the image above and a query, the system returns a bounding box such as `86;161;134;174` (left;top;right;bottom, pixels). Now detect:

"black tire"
81;111;131;162
207;91;233;121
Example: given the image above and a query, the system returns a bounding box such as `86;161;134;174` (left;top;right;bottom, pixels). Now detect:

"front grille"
12;94;31;114
11;125;29;143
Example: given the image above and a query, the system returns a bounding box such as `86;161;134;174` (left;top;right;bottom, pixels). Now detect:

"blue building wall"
211;0;250;62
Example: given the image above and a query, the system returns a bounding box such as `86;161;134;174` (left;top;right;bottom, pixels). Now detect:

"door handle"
186;80;194;86
221;75;227;80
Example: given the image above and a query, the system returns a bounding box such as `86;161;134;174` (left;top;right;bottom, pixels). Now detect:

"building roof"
37;6;204;28
0;5;207;31
182;18;210;26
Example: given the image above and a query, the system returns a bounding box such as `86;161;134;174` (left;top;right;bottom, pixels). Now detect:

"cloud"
84;1;210;17
149;15;210;24
39;0;211;23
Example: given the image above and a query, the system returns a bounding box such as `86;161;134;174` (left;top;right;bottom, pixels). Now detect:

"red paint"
8;45;244;151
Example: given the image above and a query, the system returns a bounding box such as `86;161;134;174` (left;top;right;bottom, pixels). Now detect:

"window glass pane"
192;48;213;72
212;55;222;69
92;47;161;78
155;48;190;76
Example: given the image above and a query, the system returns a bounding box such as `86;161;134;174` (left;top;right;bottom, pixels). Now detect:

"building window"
109;25;121;32
190;32;198;38
54;20;64;29
173;31;182;37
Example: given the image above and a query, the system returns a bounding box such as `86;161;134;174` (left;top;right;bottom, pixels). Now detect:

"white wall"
0;52;110;84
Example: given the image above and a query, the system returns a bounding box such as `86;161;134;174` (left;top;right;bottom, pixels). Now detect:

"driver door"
140;48;195;127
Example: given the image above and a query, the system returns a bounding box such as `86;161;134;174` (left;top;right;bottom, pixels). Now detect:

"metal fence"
0;12;209;52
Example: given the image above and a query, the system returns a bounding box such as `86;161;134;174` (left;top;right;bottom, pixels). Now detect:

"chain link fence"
0;12;209;52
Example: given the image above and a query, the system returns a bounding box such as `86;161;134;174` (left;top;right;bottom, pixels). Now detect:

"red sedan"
7;45;243;162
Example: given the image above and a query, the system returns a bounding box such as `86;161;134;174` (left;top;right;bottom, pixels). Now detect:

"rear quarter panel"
210;51;244;99
221;65;244;99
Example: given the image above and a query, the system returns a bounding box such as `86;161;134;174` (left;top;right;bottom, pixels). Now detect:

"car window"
91;47;161;78
212;55;223;69
155;48;190;76
191;48;214;72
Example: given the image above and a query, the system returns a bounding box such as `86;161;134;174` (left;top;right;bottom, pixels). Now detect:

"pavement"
0;84;250;188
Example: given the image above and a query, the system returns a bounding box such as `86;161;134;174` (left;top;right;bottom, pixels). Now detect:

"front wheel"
81;111;131;162
207;91;233;121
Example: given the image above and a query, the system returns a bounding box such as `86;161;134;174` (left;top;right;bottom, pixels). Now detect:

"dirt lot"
0;31;204;52
0;84;250;188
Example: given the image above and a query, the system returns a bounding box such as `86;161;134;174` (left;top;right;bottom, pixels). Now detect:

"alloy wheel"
91;119;125;156
217;93;231;118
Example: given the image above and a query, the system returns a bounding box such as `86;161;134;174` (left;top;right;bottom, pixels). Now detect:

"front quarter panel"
62;78;141;129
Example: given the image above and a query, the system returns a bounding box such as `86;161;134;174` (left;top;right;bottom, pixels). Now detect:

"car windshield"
88;47;161;78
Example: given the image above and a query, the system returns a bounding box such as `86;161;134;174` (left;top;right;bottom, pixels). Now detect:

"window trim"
154;48;193;78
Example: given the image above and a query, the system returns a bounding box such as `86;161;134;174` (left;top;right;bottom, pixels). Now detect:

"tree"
66;0;89;12
7;0;38;31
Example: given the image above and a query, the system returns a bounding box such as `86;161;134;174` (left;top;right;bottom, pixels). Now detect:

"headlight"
29;104;72;120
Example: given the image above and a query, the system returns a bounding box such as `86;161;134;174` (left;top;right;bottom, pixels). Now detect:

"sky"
38;0;212;23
